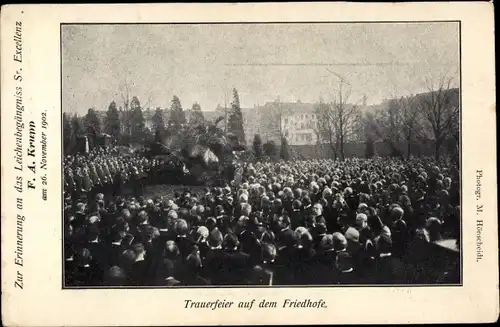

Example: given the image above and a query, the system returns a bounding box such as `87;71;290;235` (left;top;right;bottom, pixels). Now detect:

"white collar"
111;241;122;246
379;252;392;258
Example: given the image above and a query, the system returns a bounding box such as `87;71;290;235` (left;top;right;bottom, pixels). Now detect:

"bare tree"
398;95;420;159
119;80;132;137
332;80;361;160
314;98;338;159
415;76;459;161
365;94;422;159
313;80;361;161
259;97;288;144
120;80;131;111
368;99;405;158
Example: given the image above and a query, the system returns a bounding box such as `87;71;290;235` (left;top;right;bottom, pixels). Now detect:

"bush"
364;135;375;158
253;134;263;159
280;137;290;161
263;140;278;160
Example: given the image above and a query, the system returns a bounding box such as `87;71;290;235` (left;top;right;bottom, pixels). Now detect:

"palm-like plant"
157;115;240;184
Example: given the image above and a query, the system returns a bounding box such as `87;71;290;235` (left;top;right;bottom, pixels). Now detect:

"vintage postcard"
1;2;498;325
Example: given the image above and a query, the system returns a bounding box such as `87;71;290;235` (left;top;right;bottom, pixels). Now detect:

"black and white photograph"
61;22;461;288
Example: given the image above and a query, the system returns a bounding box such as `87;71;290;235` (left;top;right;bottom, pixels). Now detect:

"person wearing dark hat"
366;234;409;284
202;228;225;284
190;225;209;259
311;222;328;254
271;198;284;219
311;203;327;227
344;226;364;273
174;219;193;259
334;247;356;284
309;182;322;204
106;227;127;269
236;216;260;265
64;223;77;286
290;199;304;229
437;189;454;238
156;258;182;286
162;239;182;278
219;233;251;285
248;243;277;285
129;242;152;286
399;194;415;230
73;202;87;229
181;246;210;285
275;215;295;251
292;228;316;285
71;247;103;286
273;215;298;285
214;204;229;234
308;233;339;284
84;217;107;275
301;195;313;216
390;206;409;259
344;187;358;213
131;210;151;241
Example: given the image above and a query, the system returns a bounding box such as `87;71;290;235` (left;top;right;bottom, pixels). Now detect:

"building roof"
260;101;316;116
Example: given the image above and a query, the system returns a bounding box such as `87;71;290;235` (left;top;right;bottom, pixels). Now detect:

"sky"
62;23;459;115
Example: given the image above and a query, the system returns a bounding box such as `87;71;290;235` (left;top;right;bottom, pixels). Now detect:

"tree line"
63;88;247;155
64;78;459;164
313;76;459;162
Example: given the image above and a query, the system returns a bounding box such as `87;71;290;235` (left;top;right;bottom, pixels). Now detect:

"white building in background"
248;101;319;146
281;103;318;145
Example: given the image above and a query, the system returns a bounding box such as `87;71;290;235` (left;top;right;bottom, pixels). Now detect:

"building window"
306;114;308;119
301;123;304;130
285;118;288;125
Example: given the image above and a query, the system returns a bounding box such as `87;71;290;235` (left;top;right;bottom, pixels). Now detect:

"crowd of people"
64;152;461;287
63;147;189;201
